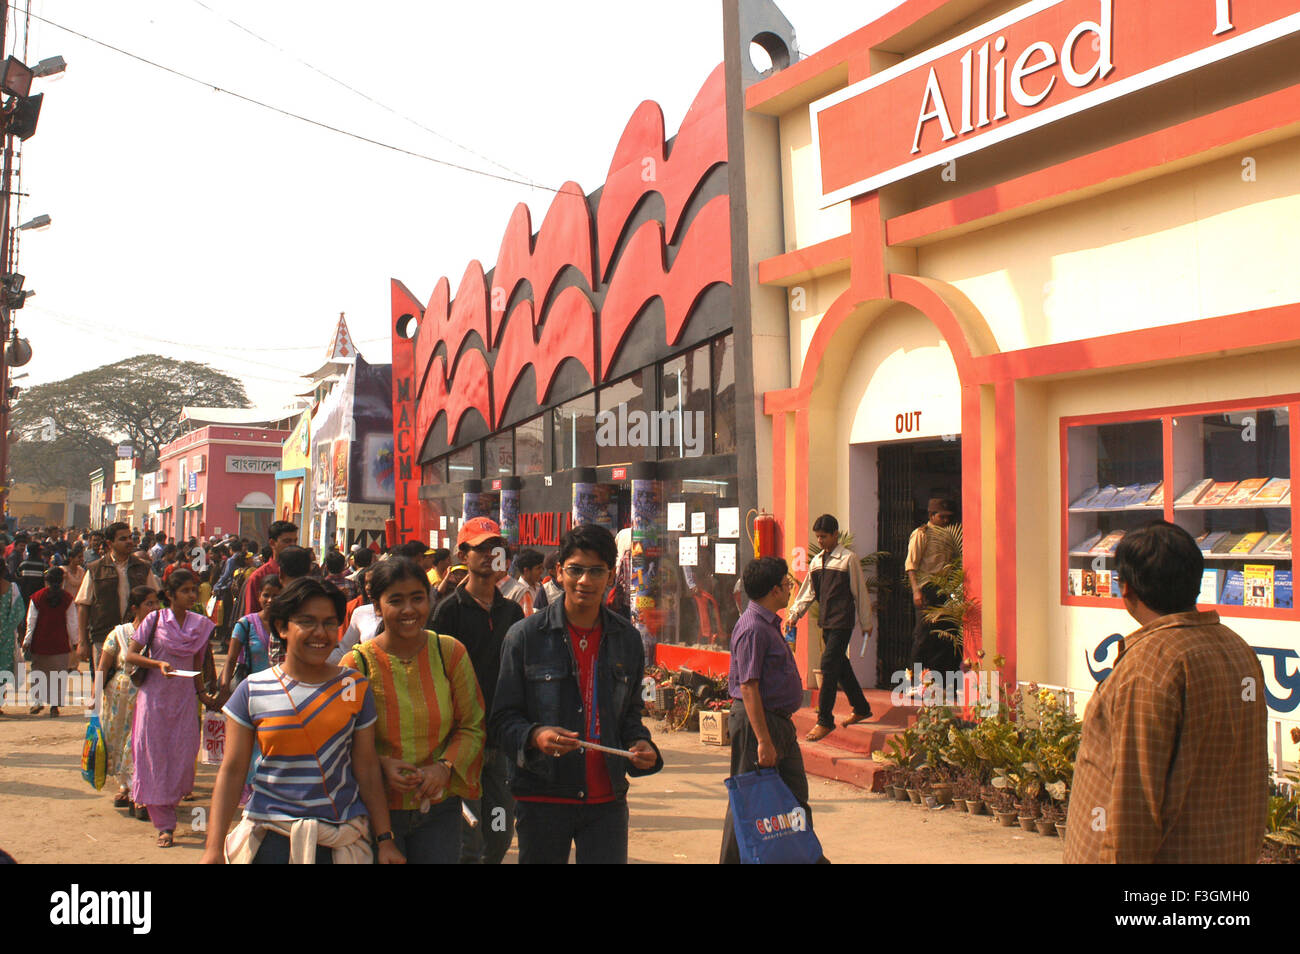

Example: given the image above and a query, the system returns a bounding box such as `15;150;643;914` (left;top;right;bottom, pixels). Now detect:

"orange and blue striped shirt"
344;632;485;810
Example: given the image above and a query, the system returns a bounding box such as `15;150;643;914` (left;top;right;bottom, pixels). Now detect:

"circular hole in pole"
396;314;418;340
750;32;791;74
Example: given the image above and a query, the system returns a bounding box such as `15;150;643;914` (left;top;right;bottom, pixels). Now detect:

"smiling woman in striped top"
342;557;485;865
201;577;402;864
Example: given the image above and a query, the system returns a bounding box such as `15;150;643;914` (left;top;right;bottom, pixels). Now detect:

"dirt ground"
0;699;1063;865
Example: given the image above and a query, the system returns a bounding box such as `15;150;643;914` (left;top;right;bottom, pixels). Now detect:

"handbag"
127;610;161;687
81;714;107;790
724;769;824;864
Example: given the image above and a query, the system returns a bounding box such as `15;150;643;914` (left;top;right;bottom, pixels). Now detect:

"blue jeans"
251;831;334;864
388;798;462;864
460;748;515;864
515;798;629;864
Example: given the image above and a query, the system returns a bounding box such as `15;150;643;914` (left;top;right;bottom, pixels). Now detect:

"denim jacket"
490;598;663;800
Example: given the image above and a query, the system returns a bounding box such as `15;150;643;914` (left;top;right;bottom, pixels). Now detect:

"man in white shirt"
500;548;545;615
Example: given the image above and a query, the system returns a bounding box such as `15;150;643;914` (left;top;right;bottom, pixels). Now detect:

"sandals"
840;709;873;727
28;704;43;715
157;830;174;848
113;792;131;808
805;725;833;742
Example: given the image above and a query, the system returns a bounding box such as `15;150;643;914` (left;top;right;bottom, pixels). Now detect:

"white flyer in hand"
166;669;202;678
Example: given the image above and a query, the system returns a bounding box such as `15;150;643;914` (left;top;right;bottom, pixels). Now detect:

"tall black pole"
0;0;12;521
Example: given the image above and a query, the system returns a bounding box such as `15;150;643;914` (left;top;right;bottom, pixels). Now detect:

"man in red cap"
431;516;524;863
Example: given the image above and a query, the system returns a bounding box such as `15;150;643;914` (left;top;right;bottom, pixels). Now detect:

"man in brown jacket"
75;522;160;668
1064;521;1267;864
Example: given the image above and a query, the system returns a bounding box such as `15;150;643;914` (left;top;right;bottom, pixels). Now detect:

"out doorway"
876;439;962;682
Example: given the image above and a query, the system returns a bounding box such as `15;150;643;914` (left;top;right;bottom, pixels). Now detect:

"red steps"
794;688;919;792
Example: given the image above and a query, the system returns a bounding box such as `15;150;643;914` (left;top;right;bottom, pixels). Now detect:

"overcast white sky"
12;0;905;407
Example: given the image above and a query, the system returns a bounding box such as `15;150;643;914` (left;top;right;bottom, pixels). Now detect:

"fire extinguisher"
746;509;777;558
384;517;398;548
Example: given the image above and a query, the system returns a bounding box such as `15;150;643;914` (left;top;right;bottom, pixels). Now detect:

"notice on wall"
715;542;737;575
667;502;686;532
691;512;706;534
718;507;740;539
678;536;698;567
430;531;438;548
439;515;447;530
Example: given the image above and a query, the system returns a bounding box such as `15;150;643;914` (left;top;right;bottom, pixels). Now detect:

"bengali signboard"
225;456;281;475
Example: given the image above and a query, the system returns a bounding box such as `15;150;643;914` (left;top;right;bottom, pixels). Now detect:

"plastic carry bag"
201;710;226;765
724;769;823;864
81;714;107;790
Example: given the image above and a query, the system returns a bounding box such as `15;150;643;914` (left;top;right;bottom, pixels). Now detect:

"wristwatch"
376;831;394;844
436;758;452;773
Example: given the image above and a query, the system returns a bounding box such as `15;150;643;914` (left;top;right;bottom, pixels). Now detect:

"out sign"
896;411;923;434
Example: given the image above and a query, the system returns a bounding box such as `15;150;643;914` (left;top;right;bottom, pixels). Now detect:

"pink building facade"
155;425;289;541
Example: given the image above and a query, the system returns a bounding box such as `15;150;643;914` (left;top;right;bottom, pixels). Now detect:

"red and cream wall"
742;0;1300;735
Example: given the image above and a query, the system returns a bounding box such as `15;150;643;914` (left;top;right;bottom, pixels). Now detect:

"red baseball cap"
457;517;503;548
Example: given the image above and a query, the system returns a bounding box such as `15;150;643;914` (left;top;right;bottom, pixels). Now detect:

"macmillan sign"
811;0;1300;205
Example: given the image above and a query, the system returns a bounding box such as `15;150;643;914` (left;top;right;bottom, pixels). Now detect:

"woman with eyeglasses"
202;577;401;864
343;557;485;864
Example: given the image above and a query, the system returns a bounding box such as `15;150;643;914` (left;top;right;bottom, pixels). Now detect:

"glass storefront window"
597;372;651;464
448;444;479;481
552;394;596;470
1065;419;1163;600
484;431;514;477
650;475;741;652
423;458;446;486
515;416;546;475
711;334;736;456
1170;407;1290;609
659;344;711;461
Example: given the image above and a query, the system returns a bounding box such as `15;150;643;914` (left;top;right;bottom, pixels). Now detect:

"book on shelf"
1230;531;1267;555
1282;490;1292;506
1087;485;1121;509
1198;530;1229;553
1265;530;1292;555
1092;531;1126;554
1252;531;1285;554
1219;570;1245;605
1243;564;1275;608
1068;568;1083;596
1276;570;1293;609
1112;482;1161;508
1197;569;1222;605
1196;480;1240;507
1212;531;1247;554
1223;478;1269;505
1251;477;1290;504
1072;531;1104;553
1143;481;1165;507
1107;484;1141;508
1174;478;1214;506
1096;570;1112;597
1069;485;1100;509
1081;569;1097;597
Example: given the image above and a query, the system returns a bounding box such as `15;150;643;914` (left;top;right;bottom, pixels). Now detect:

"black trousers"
720;699;813;864
515;798;629;864
816;627;870;727
911;584;962;674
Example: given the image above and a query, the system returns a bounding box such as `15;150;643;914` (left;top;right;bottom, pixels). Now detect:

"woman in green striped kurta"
341;557;484;864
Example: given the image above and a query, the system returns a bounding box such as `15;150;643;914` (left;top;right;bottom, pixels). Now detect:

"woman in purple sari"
125;569;220;848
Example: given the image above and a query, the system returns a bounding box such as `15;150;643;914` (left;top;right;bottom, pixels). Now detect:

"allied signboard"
811;0;1300;204
225;456;281;474
116;444;133;458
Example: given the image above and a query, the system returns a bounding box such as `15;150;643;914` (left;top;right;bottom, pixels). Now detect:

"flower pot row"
886;784;1066;838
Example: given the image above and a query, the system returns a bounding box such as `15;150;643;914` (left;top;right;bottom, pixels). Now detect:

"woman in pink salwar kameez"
125;569;220;848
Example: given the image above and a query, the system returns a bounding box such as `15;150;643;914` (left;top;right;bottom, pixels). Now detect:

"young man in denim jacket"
491;523;663;863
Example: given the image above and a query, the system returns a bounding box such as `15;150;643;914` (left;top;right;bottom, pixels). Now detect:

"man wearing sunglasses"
491;523;663;863
430;516;524;864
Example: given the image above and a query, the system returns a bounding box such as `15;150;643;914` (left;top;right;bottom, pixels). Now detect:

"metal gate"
876;444;918;684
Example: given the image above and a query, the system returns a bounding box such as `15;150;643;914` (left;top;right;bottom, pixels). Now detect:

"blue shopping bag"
725;769;822;864
81;714;107;791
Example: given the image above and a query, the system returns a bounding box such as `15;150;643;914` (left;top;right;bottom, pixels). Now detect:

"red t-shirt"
519;619;614;805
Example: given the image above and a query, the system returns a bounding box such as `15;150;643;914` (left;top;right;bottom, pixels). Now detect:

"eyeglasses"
562;564;610;581
289;616;340;634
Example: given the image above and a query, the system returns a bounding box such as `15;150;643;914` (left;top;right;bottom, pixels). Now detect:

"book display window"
1062;397;1298;619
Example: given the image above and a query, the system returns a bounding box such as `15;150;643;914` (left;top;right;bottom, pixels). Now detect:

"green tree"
9;355;250;487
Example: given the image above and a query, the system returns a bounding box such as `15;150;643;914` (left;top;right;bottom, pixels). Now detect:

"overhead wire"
23;8;570;195
183;0;546;190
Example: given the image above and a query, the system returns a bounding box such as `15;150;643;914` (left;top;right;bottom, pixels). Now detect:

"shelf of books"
1063;404;1295;616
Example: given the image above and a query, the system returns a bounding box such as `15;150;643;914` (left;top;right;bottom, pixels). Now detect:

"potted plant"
872;728;918;801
